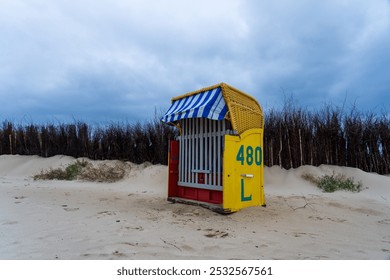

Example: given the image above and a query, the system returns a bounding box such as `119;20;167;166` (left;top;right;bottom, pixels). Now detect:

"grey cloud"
1;0;389;123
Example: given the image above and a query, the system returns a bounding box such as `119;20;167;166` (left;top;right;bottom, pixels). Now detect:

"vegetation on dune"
34;159;128;182
1;100;390;175
302;172;363;193
33;160;88;181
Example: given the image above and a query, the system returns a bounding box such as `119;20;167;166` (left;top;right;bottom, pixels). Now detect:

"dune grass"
302;172;362;193
33;159;128;182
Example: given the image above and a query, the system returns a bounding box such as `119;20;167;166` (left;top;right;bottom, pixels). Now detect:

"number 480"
236;145;262;166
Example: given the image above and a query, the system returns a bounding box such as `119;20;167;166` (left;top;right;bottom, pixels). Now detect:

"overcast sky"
1;0;390;124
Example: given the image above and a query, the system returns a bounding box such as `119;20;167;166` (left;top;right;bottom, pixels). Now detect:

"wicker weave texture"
221;83;264;134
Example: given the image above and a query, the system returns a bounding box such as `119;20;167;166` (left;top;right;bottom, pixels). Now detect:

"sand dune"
1;155;389;260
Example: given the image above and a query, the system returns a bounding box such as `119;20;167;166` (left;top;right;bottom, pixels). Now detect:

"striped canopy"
161;86;228;123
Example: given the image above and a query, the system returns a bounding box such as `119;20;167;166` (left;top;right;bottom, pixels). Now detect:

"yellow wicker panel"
220;83;264;134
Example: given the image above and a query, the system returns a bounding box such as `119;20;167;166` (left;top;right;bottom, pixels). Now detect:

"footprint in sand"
113;250;127;257
308;215;347;223
61;205;79;212
14;196;26;204
204;229;229;238
2;221;18;225
63;207;79;212
292;232;319;238
378;219;390;225
96;210;117;218
125;226;144;231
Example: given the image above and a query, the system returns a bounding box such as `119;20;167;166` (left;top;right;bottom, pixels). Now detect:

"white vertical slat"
179;120;183;182
187;118;190;183
181;119;184;183
195;118;199;184
189;119;197;184
183;118;187;183
212;120;217;186
187;119;190;184
186;118;189;184
200;118;203;178
207;118;211;185
187;119;195;183
183;120;190;181
195;118;198;183
221;120;226;185
218;120;222;187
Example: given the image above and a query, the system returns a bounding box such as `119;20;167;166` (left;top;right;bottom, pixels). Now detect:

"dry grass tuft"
34;160;129;183
78;161;128;183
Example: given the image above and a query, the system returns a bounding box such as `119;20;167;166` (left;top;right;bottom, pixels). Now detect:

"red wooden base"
176;185;222;204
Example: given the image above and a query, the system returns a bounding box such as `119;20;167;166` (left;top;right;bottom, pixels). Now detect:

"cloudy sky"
1;0;390;124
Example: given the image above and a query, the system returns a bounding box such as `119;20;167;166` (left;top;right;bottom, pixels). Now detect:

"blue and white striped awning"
161;86;228;123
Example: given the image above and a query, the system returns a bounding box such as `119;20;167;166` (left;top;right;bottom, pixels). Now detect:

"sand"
0;155;389;260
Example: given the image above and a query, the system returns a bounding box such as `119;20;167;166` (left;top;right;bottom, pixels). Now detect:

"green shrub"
302;172;362;193
64;160;88;179
34;160;88;181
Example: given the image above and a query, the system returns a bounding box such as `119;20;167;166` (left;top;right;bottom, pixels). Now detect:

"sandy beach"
1;155;389;260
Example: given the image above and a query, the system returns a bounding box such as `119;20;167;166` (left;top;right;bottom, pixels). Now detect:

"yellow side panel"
223;128;265;212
